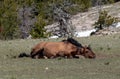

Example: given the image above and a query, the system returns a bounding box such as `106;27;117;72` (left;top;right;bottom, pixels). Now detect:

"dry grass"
0;34;120;79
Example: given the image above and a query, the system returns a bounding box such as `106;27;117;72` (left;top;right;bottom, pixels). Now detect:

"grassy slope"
0;34;120;79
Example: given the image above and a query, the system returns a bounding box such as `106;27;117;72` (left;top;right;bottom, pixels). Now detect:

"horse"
30;41;79;59
30;38;96;59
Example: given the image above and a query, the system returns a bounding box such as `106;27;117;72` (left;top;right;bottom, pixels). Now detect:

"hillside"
0;1;120;39
46;2;120;32
71;1;120;31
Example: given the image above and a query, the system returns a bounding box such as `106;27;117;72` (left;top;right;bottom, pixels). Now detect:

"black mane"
62;38;83;47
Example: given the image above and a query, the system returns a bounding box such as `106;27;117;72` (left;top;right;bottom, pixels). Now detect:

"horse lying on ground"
30;41;79;59
30;38;96;59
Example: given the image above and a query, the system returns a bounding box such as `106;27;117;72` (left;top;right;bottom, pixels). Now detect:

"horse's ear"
88;44;92;50
84;45;89;49
84;45;88;48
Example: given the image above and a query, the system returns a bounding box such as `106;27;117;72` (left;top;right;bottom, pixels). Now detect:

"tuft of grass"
107;47;111;50
100;47;104;50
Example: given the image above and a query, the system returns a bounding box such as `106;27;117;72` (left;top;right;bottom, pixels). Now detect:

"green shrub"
0;0;19;40
80;0;92;12
103;0;115;4
94;10;119;30
30;15;50;38
72;0;92;12
0;0;118;40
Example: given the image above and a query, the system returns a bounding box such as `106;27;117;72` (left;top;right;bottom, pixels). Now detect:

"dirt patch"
96;53;120;59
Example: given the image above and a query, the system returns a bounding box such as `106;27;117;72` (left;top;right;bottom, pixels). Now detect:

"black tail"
18;52;30;58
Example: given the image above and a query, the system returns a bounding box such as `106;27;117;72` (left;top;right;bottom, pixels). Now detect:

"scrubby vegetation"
94;10;119;30
0;0;119;40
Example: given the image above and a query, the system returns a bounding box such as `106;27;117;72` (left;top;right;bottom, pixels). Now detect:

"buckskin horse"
30;38;96;59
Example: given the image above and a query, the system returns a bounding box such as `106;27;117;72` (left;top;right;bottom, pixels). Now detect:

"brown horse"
30;41;79;59
30;38;96;59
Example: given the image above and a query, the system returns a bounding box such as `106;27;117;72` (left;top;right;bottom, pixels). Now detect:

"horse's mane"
62;38;83;47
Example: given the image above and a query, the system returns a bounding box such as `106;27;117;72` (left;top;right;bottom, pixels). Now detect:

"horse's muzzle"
89;54;96;59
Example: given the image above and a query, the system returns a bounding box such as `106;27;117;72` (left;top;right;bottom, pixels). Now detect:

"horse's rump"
41;42;71;58
30;42;47;58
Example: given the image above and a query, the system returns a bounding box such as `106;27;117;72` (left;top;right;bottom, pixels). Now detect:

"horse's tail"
18;52;30;58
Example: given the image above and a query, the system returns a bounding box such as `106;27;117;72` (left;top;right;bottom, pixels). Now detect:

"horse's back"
43;42;65;53
42;41;70;58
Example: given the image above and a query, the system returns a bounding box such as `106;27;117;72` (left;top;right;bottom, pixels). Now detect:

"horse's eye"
86;51;89;53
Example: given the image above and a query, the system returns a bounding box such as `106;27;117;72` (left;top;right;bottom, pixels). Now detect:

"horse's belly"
43;49;58;58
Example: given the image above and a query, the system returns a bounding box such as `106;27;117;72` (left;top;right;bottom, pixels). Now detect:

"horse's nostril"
94;55;96;58
93;56;96;59
89;55;96;59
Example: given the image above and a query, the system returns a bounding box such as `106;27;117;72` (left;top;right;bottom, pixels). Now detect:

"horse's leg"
37;55;45;59
66;54;73;59
49;56;56;59
44;51;56;59
72;55;79;58
33;49;44;59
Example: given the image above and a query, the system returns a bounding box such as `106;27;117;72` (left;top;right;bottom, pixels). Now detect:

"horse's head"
78;45;96;59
